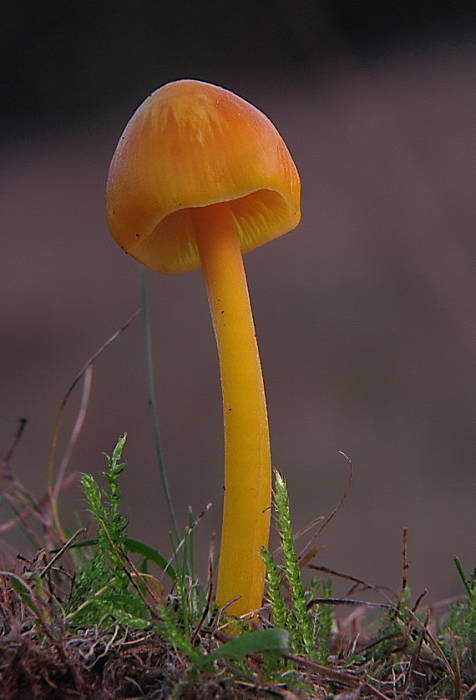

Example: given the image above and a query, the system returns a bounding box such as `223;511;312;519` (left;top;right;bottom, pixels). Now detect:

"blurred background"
2;1;475;606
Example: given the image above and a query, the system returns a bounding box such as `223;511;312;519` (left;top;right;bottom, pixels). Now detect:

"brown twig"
396;526;409;616
402;610;428;696
299;450;354;564
450;632;462;700
407;608;456;685
52;365;93;505
39;528;86;578
2;417;28;465
307;564;396;603
0;472;76;536
192;531;216;645
284;653;392;700
306;596;395;611
411;588;428;614
316;450;354;537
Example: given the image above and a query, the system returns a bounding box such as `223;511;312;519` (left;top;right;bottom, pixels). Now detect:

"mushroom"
106;79;300;618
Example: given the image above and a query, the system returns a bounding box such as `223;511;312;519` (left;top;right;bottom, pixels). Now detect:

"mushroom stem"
193;202;271;617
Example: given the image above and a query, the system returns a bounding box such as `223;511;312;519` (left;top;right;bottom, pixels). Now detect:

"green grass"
1;429;475;697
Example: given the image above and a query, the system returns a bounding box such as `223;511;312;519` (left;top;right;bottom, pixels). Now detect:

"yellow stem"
194;202;271;617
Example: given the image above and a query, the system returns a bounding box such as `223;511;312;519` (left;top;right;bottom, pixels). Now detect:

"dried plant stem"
46;309;140;537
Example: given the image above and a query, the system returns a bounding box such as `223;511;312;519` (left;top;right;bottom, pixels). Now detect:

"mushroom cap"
106;79;301;274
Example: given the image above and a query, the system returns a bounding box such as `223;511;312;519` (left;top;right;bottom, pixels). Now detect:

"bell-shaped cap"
106;79;301;274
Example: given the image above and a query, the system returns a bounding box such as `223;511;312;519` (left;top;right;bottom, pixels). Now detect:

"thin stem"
194;202;271;617
46;309;140;535
140;268;179;546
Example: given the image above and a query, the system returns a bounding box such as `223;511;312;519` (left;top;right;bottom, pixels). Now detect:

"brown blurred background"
2;1;475;604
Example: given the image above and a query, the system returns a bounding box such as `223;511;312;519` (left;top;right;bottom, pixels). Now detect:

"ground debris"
0;627;178;699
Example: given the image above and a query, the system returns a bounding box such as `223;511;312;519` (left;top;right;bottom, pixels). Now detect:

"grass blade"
198;628;289;666
140;268;179;546
52;537;176;580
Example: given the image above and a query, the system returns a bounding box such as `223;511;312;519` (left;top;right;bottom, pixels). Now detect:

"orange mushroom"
106;79;300;618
